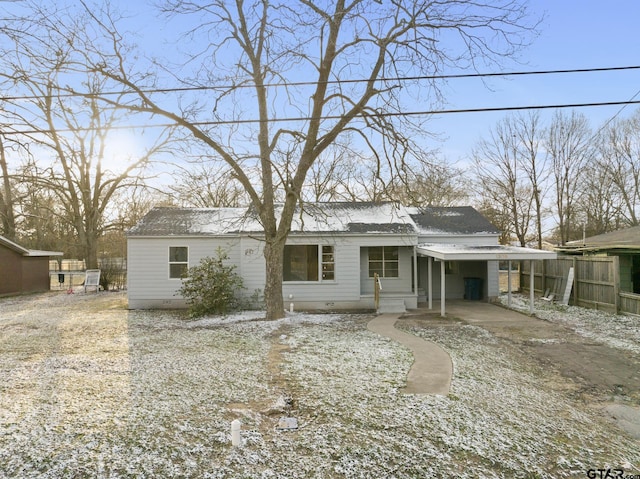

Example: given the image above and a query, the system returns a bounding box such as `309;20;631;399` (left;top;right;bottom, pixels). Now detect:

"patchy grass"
0;292;638;478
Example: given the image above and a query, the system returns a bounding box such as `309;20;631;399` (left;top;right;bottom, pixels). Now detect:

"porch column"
413;246;418;299
529;260;535;314
428;256;433;310
441;259;446;317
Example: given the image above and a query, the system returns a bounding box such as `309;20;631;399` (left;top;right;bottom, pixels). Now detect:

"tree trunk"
84;235;99;270
263;238;285;320
0;137;16;240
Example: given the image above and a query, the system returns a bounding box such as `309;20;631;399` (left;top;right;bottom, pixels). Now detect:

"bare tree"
0;14;174;267
30;0;539;319
0;134;17;239
476;200;512;245
386;156;467;207
598;113;640;226
472;116;535;246
302;144;357;202
576;158;623;236
545;110;594;245
513;112;549;249
170;161;249;207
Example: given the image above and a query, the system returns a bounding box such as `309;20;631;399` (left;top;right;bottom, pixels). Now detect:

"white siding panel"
486;260;500;298
127;237;240;308
240;237;266;294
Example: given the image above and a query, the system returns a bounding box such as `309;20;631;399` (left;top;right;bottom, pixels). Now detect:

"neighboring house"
127;202;555;313
557;225;640;294
0;235;63;296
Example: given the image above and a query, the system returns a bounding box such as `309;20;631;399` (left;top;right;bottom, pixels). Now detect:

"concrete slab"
367;314;452;395
605;404;640;439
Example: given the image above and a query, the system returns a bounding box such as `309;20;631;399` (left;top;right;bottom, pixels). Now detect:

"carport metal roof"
416;243;557;316
416;243;557;261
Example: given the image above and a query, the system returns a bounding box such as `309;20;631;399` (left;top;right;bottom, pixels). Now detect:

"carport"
416;244;557;316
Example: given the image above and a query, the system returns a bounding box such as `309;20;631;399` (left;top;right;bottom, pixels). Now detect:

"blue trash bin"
464;277;483;300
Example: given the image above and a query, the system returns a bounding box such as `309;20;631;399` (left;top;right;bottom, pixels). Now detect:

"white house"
126;202;555;313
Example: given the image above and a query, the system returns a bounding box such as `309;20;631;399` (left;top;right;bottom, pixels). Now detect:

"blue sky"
435;0;640;163
112;0;640;166
14;0;634;171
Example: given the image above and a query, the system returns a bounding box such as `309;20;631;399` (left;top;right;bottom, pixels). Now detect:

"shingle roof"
128;203;500;237
126;207;251;236
561;225;640;250
409;206;501;235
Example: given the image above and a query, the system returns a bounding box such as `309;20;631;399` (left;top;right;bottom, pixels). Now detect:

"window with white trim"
368;246;399;278
169;246;189;279
283;244;335;282
321;245;334;280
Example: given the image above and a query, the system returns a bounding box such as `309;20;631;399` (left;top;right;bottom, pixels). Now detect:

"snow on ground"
0;291;639;478
500;294;640;354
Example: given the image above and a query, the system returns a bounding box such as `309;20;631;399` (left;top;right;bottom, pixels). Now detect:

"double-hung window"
283;245;335;282
169;246;189;279
368;246;399;278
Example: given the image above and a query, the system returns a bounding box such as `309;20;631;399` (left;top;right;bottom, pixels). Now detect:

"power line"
2;64;640;102
4;98;640;136
589;87;640;139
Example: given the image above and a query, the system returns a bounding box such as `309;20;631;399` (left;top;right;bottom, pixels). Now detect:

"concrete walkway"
367;314;453;395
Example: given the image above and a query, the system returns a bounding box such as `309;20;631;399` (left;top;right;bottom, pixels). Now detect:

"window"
321;245;334;280
169;246;189;279
368;246;399;278
283;245;335;282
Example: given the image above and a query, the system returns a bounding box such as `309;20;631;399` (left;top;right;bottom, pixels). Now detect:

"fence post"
613;256;620;314
572;256;577;306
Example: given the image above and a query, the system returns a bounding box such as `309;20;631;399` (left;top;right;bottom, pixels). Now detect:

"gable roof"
287;202;416;234
408;206;501;235
560;225;640;252
128;203;500;237
0;235;63;257
127;207;251;236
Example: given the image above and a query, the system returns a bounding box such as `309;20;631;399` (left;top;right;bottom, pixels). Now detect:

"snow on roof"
408;206;500;235
287;202;415;234
417;243;557;260
0;235;63;257
127;207;253;236
128;203;501;237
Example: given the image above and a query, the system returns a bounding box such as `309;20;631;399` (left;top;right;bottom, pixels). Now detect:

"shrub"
177;249;245;318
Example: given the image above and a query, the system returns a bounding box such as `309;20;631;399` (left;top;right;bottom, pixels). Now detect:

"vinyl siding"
239;237;266;295
486;261;500;298
127;236;241;308
128;230;501;309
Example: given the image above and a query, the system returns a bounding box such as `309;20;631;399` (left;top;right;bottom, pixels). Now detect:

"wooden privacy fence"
521;255;640;316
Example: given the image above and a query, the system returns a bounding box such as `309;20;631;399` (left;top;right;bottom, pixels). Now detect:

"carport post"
507;260;512;308
529;260;535;314
440;259;446;317
428;256;433;310
413;246;418;299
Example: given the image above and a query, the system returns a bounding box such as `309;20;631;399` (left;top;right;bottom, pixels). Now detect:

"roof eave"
26;250;64;257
